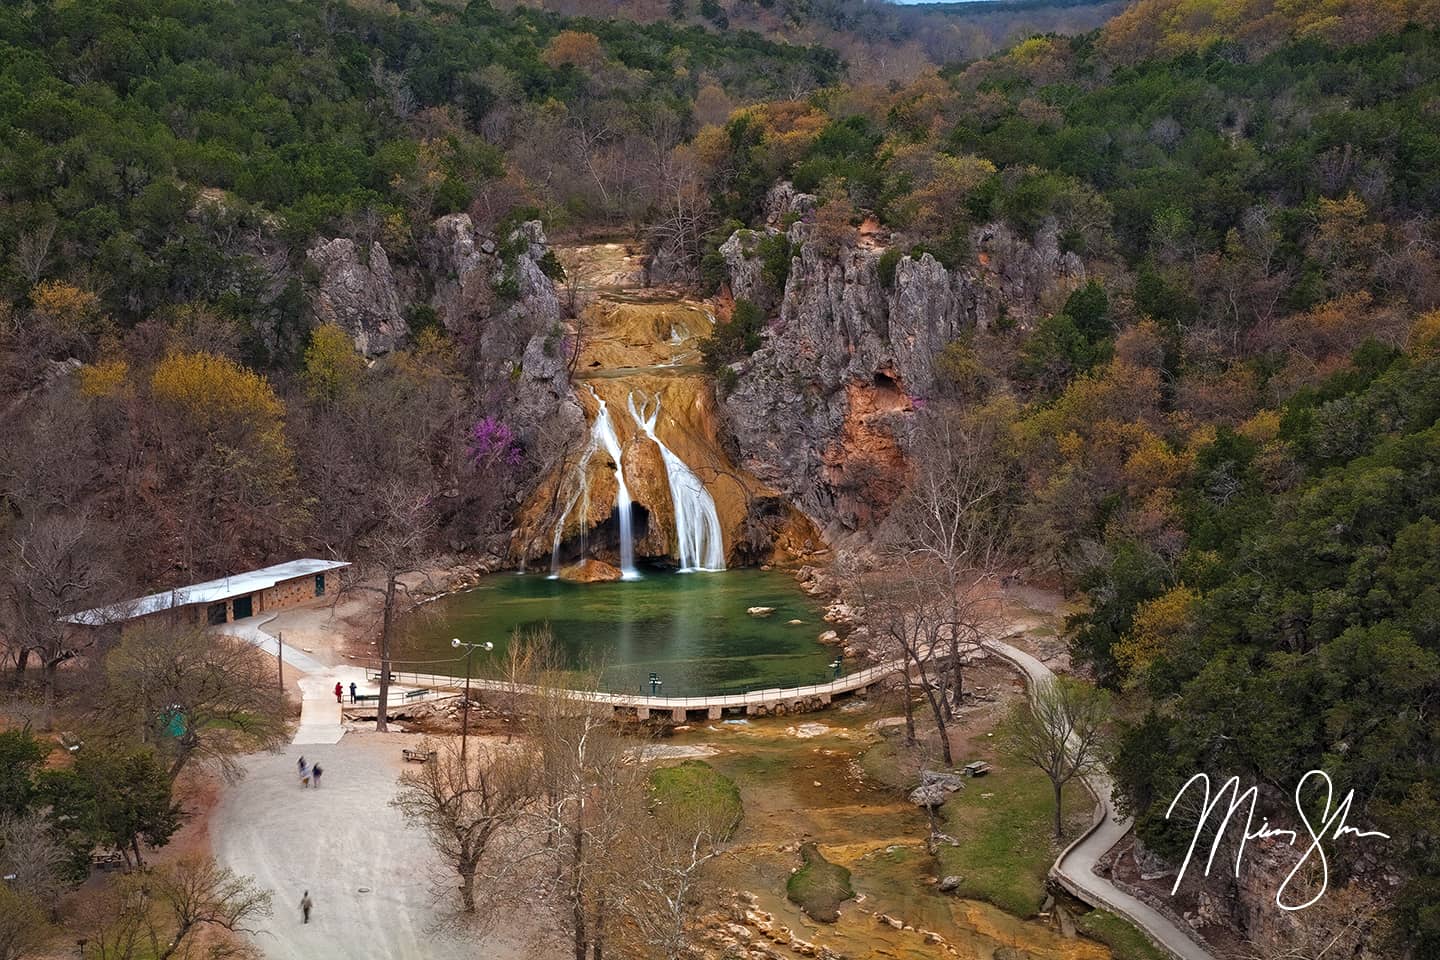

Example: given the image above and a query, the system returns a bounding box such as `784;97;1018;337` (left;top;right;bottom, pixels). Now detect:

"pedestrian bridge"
348;660;899;722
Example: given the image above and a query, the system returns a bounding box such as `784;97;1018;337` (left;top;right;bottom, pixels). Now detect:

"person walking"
300;761;311;789
312;763;323;788
334;681;343;704
296;756;305;779
300;890;313;924
349;681;357;703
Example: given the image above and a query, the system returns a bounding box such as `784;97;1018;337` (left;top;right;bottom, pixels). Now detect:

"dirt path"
209;733;540;960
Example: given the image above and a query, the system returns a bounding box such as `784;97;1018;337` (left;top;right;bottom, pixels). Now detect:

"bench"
353;694;379;703
402;748;434;763
404;689;427;701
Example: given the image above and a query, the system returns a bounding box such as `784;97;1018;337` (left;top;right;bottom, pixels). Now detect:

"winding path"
988;637;1215;960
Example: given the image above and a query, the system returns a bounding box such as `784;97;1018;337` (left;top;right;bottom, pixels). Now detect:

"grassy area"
648;760;743;838
932;756;1092;918
786;842;855;922
1076;909;1169;960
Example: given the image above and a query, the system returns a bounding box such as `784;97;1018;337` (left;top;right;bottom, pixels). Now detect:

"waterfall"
549;386;639;580
627;392;725;573
593;392;639;579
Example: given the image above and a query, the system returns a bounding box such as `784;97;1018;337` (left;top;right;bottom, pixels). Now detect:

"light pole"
451;638;494;762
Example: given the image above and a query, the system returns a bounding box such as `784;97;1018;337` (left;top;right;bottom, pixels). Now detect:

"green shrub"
877;247;903;288
756;232;793;291
700;298;765;372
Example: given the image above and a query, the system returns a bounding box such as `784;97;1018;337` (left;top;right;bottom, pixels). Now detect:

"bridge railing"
357;659;901;708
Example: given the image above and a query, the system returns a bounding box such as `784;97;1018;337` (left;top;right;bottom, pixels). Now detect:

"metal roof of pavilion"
63;558;350;626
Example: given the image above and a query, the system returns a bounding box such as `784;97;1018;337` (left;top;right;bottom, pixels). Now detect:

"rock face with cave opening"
510;243;825;574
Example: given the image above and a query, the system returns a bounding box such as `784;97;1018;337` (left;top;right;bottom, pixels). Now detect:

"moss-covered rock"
786;842;854;922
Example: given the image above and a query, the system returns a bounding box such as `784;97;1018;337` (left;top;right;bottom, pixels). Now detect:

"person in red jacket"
334;681;343;704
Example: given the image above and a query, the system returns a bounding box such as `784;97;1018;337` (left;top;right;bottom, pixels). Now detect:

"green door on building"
232;595;253;619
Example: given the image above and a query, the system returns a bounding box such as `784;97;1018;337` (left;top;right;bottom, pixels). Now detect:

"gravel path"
210;734;536;960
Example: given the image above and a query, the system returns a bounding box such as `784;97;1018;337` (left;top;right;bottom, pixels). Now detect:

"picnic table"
402;748;435;763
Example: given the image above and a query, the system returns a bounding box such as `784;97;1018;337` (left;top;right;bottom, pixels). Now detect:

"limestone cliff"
306;215;582;459
306;238;407;358
721;201;1084;534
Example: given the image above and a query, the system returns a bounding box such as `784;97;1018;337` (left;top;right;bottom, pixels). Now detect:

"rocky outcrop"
720;229;777;310
308;216;584;524
721;218;1084;533
306;238;407;357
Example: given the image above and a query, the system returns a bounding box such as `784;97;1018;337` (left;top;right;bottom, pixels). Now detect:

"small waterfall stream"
592;392;639;579
628;392;726;572
549;386;639;579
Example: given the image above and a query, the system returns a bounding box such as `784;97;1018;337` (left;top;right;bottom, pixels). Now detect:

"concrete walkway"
217;615;362;746
989;637;1215;960
210;736;536;960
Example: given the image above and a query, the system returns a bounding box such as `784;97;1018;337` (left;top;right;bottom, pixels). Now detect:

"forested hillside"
693;21;1440;951
502;0;1125;80
0;0;837;334
4;1;1440;951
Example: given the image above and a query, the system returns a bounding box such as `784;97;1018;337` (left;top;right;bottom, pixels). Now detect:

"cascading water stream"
592;391;639;580
627;391;725;573
549;386;639;580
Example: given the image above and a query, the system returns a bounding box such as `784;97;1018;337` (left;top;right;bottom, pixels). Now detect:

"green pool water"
396;567;837;696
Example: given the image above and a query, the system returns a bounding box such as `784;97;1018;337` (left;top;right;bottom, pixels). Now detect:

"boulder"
937;875;963;893
747;606;776;617
908;783;952;808
920;769;967;792
558;559;623;583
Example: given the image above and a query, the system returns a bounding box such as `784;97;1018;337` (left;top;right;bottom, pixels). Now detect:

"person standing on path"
349;681;357;703
334;681;343;703
312;763;323;787
300;890;313;924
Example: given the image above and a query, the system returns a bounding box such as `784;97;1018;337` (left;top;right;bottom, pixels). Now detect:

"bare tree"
391;738;537;917
102;625;287;782
495;626;546;742
887;406;1009;717
998;675;1110;839
144;856;273;960
0;811;68;906
11;223;56;288
615;772;740;960
1;513;112;729
860;559;956;766
78;856;271;960
526;678;643;960
419;629;735;958
345;480;437;732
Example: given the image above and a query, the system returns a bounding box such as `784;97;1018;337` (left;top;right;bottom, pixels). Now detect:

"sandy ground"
209;731;538;960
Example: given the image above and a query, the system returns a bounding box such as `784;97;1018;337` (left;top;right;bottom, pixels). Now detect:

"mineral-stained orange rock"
819;375;913;530
557;558;623;583
511;269;823;570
